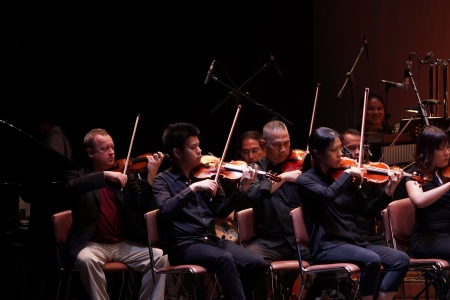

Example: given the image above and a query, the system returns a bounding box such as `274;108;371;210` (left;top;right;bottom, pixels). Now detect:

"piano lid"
0;119;81;184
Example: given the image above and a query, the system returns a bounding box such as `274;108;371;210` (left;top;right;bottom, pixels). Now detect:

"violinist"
152;122;266;300
406;126;450;287
62;128;168;300
341;128;393;246
296;127;409;300
246;120;328;300
238;130;266;164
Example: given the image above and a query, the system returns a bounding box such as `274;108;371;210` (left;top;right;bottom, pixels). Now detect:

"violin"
331;157;428;185
109;153;170;174
281;149;307;172
192;155;281;182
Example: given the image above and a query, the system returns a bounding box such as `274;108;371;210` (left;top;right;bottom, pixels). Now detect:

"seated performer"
406;126;450;286
296;127;409;300
246;120;329;300
359;93;392;134
231;130;266;214
341;128;393;246
238;130;266;164
62;128;167;300
152;122;266;300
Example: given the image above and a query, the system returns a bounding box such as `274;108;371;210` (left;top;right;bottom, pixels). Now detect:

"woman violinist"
405;126;450;270
296;127;409;300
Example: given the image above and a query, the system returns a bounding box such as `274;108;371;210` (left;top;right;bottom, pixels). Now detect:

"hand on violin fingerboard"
146;152;165;185
384;169;404;196
269;170;301;194
280;170;302;183
190;179;218;196
238;165;258;193
104;171;128;187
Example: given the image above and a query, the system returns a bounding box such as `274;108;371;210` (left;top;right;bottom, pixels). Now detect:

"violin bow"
378;113;418;163
307;83;320;153
121;114;140;190
358;88;369;187
212;105;242;200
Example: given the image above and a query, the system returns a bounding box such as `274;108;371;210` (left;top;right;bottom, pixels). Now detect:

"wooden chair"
236;208;302;300
144;209;221;300
290;207;361;300
51;210;133;300
383;198;450;300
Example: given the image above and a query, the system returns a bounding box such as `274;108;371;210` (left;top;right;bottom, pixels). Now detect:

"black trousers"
315;243;409;297
169;238;266;300
248;239;332;300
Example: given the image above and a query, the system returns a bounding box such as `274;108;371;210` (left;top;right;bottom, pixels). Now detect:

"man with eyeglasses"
238;130;266;164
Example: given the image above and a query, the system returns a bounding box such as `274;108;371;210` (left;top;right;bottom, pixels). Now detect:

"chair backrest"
52;210;73;246
380;208;393;248
290;207;309;248
387;198;415;249
235;208;255;247
144;209;161;249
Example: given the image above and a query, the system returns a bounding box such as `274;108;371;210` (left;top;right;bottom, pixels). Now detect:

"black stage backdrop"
3;1;314;167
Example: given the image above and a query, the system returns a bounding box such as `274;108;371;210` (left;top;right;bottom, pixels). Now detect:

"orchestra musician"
62;128;168;300
359;93;392;134
246;120;329;300
238;130;266;164
405;126;450;291
296;127;409;300
341;128;393;246
152;122;266;300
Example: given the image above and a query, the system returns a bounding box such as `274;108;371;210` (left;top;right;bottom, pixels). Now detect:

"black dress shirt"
152;165;244;252
246;155;302;249
296;166;392;258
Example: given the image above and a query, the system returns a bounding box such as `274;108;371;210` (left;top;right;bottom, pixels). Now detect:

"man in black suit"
62;128;167;300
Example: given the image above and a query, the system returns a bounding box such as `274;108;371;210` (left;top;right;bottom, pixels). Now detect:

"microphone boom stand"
409;69;430;127
209;75;293;126
337;42;366;128
209;60;274;115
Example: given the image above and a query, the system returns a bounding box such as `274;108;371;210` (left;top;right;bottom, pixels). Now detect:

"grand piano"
1;119;81;300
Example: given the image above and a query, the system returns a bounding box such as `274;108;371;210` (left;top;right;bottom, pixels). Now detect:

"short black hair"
414;126;449;169
308;127;341;161
341;128;360;137
162;123;200;159
238;131;263;151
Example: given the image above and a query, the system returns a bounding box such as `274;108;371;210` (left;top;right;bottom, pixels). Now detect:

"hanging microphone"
403;53;412;89
362;34;369;61
422;51;434;61
378;80;408;90
204;60;215;85
270;55;282;77
420;51;434;64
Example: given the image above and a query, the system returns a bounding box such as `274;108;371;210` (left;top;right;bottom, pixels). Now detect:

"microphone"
204;60;215;85
403;53;412;89
270;55;282;77
422;51;434;61
379;80;407;90
362;34;369;61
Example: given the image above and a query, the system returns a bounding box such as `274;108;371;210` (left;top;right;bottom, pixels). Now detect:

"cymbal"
422;99;442;105
405;106;419;113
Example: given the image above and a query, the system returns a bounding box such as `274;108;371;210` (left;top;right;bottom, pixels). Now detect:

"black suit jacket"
61;168;153;267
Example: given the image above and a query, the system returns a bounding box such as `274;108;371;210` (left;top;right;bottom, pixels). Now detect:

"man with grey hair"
246;120;327;299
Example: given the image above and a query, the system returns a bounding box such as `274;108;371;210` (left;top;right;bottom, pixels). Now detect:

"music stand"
400;117;445;142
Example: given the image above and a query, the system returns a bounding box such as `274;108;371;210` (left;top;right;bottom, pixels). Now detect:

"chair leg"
56;271;62;300
65;273;72;300
118;271;125;300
